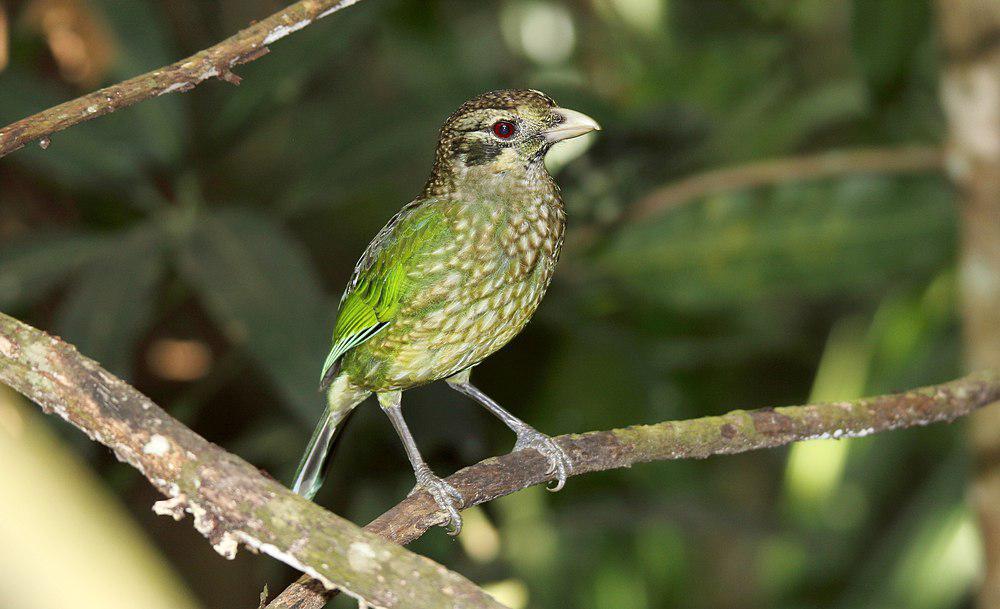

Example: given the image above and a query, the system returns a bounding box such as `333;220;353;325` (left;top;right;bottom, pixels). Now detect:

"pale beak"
544;107;602;143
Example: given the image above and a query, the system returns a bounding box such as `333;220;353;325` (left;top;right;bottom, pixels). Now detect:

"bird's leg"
446;370;572;491
376;391;464;535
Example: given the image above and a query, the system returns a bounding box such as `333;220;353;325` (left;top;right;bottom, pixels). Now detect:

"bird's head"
426;89;600;194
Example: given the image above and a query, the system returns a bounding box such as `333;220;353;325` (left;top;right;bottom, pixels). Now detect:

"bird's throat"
424;153;556;203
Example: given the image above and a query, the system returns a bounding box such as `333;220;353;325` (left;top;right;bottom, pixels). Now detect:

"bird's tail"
291;380;367;499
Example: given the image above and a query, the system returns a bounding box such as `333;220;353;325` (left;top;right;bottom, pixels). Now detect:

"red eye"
492;120;516;139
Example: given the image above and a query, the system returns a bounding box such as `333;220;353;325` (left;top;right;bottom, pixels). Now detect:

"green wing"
319;200;447;388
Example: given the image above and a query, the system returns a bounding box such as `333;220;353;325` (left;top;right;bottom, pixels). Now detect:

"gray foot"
411;466;464;535
514;429;573;492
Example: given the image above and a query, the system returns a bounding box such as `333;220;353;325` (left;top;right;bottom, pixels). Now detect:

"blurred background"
0;0;991;608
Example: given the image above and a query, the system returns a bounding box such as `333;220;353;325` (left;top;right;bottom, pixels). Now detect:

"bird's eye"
492;121;517;139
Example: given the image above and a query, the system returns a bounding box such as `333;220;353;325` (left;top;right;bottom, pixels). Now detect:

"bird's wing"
320;199;448;388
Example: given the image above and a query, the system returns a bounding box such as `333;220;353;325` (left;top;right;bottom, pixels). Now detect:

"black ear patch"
454;138;503;167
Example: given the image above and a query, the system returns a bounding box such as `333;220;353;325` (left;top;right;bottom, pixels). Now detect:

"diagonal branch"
1;314;997;609
267;370;1000;608
0;312;508;609
0;0;365;158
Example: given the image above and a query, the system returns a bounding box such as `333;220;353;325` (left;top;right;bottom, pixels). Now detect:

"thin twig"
0;0;365;157
267;370;1000;609
0;312;508;609
567;146;944;253
625;146;944;224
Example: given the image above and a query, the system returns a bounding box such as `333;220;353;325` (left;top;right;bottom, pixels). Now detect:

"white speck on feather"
86;105;97;114
143;434;170;456
263;20;310;45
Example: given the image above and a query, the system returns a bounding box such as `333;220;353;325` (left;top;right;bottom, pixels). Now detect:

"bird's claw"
514;429;572;492
411;467;464;535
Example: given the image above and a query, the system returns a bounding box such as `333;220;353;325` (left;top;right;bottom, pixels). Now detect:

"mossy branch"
1;313;997;609
0;0;365;157
0;312;508;609
269;371;1000;608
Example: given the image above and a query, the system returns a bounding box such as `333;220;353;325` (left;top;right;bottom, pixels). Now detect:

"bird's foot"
514;428;573;492
410;466;464;535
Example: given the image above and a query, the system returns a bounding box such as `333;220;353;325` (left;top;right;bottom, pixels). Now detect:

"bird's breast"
500;193;565;277
349;192;565;390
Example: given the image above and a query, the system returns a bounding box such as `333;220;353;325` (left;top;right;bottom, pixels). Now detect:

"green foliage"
177;209;333;422
851;0;933;101
0;0;964;608
92;0;187;164
0;231;115;308
56;223;166;379
600;176;955;308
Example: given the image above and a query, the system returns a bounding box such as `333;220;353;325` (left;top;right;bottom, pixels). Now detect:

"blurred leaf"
0;389;202;609
55;223;165;380
91;0;175;75
91;0;187;165
851;0;931;99
835;455;972;609
866;273;961;391
209;3;381;139
599;176;955;309
0;230;113;309
0;69;148;186
535;327;647;431
784;317;870;523
589;562;650;609
890;505;981;609
224;92;430;218
176;208;334;423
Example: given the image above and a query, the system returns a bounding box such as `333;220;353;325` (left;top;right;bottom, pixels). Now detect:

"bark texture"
268;370;1000;609
0;313;508;609
0;0;365;157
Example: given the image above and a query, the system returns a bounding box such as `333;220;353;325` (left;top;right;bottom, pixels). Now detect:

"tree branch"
624;146;943;224
0;312;508;609
565;146;945;254
2;312;996;609
0;0;365;158
268;370;1000;609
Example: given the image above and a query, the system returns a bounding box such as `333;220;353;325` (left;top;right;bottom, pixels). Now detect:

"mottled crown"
446;89;557;124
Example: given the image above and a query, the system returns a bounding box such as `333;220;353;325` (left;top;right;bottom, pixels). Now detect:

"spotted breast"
340;168;565;391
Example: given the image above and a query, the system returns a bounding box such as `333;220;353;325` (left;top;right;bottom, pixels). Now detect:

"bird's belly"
343;260;554;391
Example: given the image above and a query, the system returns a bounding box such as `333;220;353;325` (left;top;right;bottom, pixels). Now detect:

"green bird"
291;89;600;533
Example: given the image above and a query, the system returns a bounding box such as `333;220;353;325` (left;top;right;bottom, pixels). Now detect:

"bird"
290;89;600;534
